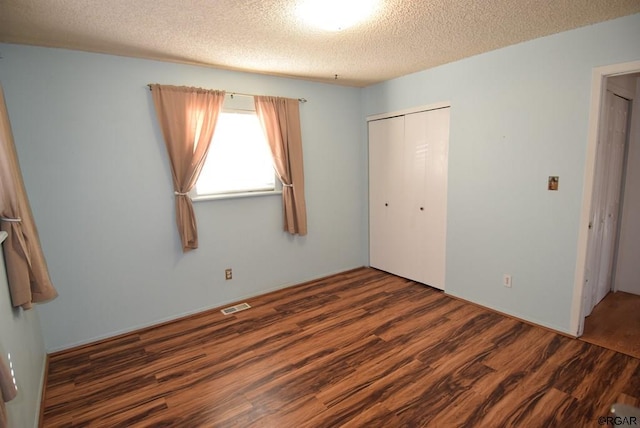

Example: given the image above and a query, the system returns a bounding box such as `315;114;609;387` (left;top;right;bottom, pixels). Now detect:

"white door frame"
570;60;640;336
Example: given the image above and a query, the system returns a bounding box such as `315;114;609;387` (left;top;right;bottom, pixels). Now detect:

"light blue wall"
363;13;640;333
0;45;367;351
0;233;46;428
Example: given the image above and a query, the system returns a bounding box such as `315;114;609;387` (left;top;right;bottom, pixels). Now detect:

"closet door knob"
420;207;424;211
385;203;388;207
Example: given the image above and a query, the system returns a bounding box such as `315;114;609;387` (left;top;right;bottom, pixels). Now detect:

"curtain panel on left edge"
150;84;225;252
0;84;58;309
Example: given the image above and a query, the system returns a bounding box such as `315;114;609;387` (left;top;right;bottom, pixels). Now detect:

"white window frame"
190;96;281;202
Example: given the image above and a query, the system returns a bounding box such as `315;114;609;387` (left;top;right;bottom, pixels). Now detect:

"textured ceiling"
1;0;639;87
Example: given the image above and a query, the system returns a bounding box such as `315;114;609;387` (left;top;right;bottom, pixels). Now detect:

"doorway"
571;61;640;338
583;77;635;315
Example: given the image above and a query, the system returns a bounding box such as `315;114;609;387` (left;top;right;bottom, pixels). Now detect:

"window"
192;98;278;200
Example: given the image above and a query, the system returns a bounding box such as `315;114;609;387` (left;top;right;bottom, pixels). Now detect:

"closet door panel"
422;108;450;289
402;111;429;284
369;116;405;275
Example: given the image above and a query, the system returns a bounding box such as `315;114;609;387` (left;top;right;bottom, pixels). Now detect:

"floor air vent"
221;302;251;315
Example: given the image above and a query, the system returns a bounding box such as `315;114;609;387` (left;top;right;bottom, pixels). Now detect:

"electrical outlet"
225;269;232;280
503;274;512;288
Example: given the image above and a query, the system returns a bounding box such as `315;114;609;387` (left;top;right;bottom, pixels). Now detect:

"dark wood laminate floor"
43;268;640;427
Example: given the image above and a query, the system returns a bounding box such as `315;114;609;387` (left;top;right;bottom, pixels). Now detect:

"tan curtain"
254;96;307;235
0;354;17;428
150;85;225;252
0;84;57;309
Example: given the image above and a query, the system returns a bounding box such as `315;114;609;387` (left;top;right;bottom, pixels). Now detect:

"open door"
582;89;630;318
574;62;640;336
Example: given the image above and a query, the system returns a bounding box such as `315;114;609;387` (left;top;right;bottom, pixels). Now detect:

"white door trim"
366;101;451;122
570;60;640;336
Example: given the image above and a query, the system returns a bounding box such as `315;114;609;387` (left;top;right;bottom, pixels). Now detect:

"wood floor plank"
305;359;436;427
581;291;640;359
474;360;564;427
246;395;327;428
42;268;640;427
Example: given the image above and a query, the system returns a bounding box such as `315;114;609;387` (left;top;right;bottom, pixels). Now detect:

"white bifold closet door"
369;115;405;277
369;107;450;289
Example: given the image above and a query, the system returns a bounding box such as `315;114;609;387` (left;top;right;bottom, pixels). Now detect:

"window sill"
191;190;282;202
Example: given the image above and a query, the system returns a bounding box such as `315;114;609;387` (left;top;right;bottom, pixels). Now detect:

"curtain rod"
147;84;307;103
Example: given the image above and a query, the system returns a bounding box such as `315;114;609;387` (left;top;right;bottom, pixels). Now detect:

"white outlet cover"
503;274;512;287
